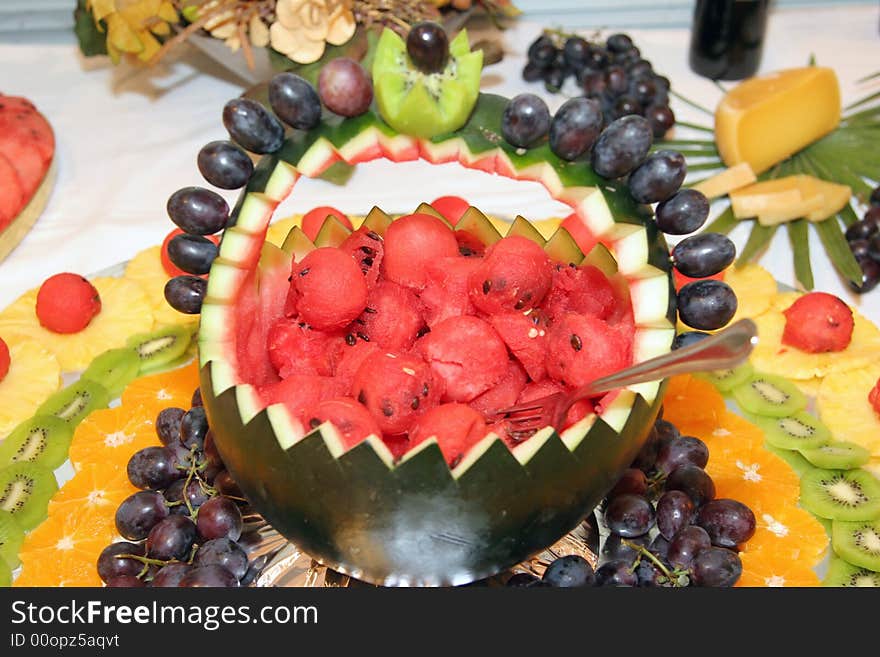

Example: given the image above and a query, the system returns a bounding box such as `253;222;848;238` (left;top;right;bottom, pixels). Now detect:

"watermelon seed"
514;299;525;310
359;246;376;255
570;334;583;351
422;383;429;397
364;307;377;314
357;331;370;342
416;326;431;338
366;231;382;241
482;280;491;294
411;397;420;410
381;402;394;417
287;276;292;282
345;334;357;346
450;454;463;469
299;268;310;276
460;246;475;256
357;390;367;404
362;257;374;267
309;418;321;429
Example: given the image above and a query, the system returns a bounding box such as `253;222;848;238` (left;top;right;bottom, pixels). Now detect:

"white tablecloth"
1;5;879;325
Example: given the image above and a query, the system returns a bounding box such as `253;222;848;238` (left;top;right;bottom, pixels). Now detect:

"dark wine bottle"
689;0;770;80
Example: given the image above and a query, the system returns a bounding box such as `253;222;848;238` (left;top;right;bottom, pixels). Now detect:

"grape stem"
621;539;688;587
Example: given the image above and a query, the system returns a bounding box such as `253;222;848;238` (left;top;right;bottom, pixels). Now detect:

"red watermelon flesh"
468;236;553;315
420;256;480;327
0;102;53;201
454;230;487;257
0;152;24;230
489;312;548;382
334;341;379;393
267;319;344;378
258;374;343;422
340;226;385;289
410;403;487;467
380;213;459;290
545;312;631;388
0;96;54;161
420;315;509;402
358;280;425;351
430;195;470;225
469;359;527;417
543;264;616;322
292;247;368;330
352;351;440;435
303;397;381;450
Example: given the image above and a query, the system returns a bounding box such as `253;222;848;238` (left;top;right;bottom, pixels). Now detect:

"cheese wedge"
715;67;841;175
691;162;757;199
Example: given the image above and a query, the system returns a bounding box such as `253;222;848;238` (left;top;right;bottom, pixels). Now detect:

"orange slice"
707;439;801;512
740;503;828;566
662;375;727;437
68;404;156;472
120;361;200;414
736;549;822;587
49;462;137;517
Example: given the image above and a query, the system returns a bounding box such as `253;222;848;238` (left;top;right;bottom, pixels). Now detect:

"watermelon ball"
411;403;488;467
293;247;368;331
340;226;385;289
469;360;528;418
420;315;509;402
781;292;854;354
258;374;344;422
381;213;459;290
301;206;352;242
352;351;439;435
35;273;102;334
359;281;425;351
430;195;470;225
267;319;343;378
543;264;617;322
0;336;9;382
468;236;553;315
303;397;381;451
545;312;631;388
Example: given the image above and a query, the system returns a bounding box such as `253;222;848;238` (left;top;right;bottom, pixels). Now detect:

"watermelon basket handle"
494;318;759;433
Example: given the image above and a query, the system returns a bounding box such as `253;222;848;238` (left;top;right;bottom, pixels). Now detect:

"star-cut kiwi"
373;26;483;139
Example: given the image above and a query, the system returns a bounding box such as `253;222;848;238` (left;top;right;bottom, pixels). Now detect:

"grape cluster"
845;185;880;294
97;391;253;587
523;32;675;139
506;416;755;587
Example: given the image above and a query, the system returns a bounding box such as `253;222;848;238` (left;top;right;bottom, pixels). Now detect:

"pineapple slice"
124;246;198;330
0;340;61;438
723;263;778;322
817;363;880;455
0;277;154;371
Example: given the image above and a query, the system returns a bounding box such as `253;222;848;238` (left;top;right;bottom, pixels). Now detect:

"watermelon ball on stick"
35;273;101;334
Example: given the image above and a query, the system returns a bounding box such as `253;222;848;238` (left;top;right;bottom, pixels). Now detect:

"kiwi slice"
80;347;141;397
799;442;871;469
126;324;193;374
731;373;807;417
0;415;73;470
696;361;754;393
0;462;57;530
762;441;815;477
36;378;110;427
757;411;831;451
0;509;25;570
139;340;197;377
824;556;880;587
0;558;10;587
800;468;880;521
832;518;880;572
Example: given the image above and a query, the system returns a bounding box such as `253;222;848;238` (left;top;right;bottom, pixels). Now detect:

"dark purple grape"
106;574;145;587
690;547;742;587
650;534;671;561
543;66;566;93
865;206;880;229
541;555;594;587
116;491;169;541
548;97;603;161
167;234;219;276
166;186;229;235
845;218;878;242
667;525;712;570
214;470;244;498
179;564;240;588
146;515;197;561
628;150;686;204
630;434;660;473
696;499;756;548
164;276;207;315
197;496;243;541
180;407;208;450
581;70;608;96
595;560;638;586
197;140;253;190
591;115;653;179
155;407;185;446
127;446;182;491
656;189;709;235
317;58;372;118
604;65;629;95
406;22;449;73
628;59;654;80
606;33;634;53
168;442;197;472
587;46;609;69
869;234;880;261
870;186;880;207
630;77;657;106
608;468;649;499
194;538;249;581
653;74;671;91
165;477;211;513
653;419;681;446
655;435;710;475
222;98;284;154
150;562;191;587
501;93;551;148
522;61;545;82
505;572;542;587
635;559;669;587
677;280;738;330
97;542;145;583
268;72;321;131
527;35;557;67
604;494;656;537
601;532;649;561
664;464;716;507
852;256;880;294
656;490;696;540
672;233;736;279
202;430;224;481
191;388;202;407
562;36;590;68
671;331;710;351
613;95;641;119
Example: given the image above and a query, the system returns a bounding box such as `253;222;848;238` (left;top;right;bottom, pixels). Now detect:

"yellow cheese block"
729;174;851;224
691;162;756;199
715;67;841;174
